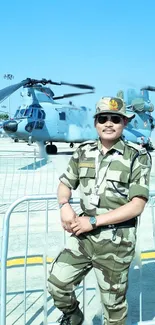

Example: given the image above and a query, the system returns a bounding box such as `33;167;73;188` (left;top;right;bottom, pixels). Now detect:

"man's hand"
60;203;78;233
71;216;93;236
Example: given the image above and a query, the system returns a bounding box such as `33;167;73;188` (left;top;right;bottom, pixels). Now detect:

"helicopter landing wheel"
70;142;74;148
46;144;57;154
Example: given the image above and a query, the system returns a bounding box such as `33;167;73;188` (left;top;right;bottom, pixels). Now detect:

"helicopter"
116;88;155;151
1;78;97;156
1;77;155;156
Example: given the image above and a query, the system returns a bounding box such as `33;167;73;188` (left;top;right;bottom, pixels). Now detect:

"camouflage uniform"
48;97;151;325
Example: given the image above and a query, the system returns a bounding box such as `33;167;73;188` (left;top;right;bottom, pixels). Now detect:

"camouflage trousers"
48;226;136;325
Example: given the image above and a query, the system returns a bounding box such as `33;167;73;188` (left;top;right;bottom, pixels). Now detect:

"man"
48;96;151;325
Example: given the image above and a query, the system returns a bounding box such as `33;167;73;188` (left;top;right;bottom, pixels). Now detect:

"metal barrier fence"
0;195;93;325
0;150;56;204
1;193;155;325
133;190;155;325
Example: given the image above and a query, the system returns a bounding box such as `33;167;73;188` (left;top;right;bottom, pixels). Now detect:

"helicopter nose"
3;120;18;133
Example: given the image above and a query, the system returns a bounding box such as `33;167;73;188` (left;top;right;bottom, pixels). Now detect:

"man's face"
95;114;127;142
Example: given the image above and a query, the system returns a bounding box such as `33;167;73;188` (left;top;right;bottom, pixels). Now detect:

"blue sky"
1;0;155;117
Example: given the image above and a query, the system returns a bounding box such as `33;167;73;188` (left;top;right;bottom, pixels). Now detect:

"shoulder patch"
126;141;147;155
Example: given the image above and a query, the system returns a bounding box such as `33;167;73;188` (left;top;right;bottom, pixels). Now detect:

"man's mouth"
103;129;114;133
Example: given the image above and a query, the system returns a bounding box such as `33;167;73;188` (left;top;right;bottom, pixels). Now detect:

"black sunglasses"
96;115;123;124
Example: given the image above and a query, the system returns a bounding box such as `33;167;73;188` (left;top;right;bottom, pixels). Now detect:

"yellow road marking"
1;251;155;268
6;256;54;268
141;251;155;259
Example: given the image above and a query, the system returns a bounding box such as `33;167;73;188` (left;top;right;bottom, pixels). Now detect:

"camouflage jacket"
59;138;151;216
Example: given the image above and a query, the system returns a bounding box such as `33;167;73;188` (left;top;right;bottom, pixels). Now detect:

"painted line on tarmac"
4;255;54;268
1;251;155;268
141;250;155;261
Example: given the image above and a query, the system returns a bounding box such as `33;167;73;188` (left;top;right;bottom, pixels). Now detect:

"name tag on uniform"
90;194;100;206
79;162;95;168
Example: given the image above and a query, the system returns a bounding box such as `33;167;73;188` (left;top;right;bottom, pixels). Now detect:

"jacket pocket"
106;170;129;197
79;167;95;178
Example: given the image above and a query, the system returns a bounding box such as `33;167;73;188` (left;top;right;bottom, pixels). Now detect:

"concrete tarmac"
0;138;155;325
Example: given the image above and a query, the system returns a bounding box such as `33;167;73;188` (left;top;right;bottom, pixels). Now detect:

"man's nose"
105;119;113;125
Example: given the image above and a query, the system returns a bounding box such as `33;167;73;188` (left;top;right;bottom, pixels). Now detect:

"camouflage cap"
94;96;135;120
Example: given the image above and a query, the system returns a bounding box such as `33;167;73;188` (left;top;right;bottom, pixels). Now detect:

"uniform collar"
112;138;125;155
93;137;125;155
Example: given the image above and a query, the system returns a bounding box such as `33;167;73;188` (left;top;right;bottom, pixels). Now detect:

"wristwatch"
89;216;97;229
59;202;69;209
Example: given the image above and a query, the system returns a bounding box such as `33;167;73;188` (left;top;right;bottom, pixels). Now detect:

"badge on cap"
109;99;119;111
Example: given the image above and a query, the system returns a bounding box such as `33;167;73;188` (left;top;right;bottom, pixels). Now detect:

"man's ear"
124;118;128;126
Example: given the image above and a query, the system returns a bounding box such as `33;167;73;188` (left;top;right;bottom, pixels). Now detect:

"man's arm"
96;196;146;227
57;147;80;232
57;182;72;205
57;181;78;233
71;150;151;235
70;196;147;235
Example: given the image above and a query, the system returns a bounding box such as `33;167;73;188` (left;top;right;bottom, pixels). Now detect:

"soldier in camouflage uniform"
48;96;151;325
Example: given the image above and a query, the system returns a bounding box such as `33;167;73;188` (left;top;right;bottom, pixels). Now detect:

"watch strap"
59;202;69;209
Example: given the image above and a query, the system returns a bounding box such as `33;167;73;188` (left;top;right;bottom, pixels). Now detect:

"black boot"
59;307;84;325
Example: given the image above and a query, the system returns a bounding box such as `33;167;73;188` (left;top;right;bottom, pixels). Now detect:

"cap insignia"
109;99;119;111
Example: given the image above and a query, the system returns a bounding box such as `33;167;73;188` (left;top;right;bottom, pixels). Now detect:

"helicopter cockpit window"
41;110;46;119
38;110;42;119
59;112;66;120
14;109;25;118
14;109;20;118
23;108;33;117
37;110;46;119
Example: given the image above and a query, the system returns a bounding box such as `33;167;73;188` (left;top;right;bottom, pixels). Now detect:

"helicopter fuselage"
2;84;155;154
3;101;154;151
3;101;97;148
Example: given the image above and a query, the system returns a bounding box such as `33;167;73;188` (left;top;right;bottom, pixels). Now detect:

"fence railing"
1;192;155;325
0;195;90;325
0;150;56;204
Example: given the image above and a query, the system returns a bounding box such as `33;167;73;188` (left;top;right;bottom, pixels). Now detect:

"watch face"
90;216;96;225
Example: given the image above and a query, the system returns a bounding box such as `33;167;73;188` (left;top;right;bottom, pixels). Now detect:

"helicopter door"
57;111;67;134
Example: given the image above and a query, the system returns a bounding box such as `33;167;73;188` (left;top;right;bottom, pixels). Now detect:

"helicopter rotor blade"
0;78;31;104
53;90;94;100
141;85;155;92
60;81;95;91
26;78;95;91
43;79;95;90
0;77;95;104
